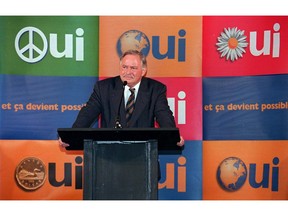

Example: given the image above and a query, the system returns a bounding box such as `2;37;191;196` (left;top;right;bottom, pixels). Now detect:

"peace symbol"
15;26;48;63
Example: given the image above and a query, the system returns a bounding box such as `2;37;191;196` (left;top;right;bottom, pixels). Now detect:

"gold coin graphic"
15;157;46;191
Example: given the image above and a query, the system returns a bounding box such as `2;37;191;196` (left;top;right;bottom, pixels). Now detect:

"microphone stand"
115;81;127;128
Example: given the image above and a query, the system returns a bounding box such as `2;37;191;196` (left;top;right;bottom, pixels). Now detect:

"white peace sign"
15;26;48;63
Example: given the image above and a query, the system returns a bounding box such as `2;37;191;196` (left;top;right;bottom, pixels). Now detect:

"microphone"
115;81;127;128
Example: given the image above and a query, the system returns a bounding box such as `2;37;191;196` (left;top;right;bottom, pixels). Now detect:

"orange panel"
99;16;202;78
0;140;83;200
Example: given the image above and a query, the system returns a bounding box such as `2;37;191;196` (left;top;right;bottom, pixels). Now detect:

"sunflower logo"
216;27;248;62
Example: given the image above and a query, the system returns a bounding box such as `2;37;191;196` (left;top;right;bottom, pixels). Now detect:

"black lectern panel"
84;140;158;200
57;127;182;153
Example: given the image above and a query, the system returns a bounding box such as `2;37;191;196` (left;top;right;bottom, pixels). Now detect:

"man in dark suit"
60;49;184;147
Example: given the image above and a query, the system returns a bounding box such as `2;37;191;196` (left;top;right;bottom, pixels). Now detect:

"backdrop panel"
203;140;288;200
203;75;288;140
99;16;202;78
203;16;288;77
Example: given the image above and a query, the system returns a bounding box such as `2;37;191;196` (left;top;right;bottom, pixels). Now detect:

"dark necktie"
125;88;135;127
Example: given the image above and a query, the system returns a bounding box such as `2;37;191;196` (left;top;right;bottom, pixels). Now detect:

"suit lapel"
129;78;150;126
111;77;126;123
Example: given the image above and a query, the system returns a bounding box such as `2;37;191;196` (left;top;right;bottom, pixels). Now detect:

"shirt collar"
124;81;141;100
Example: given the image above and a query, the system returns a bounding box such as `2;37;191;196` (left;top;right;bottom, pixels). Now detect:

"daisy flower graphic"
216;27;248;62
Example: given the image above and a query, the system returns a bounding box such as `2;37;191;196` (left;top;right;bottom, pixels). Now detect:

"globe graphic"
117;30;150;57
216;157;247;192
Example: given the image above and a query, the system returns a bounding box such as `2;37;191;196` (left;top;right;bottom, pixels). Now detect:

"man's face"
119;54;146;87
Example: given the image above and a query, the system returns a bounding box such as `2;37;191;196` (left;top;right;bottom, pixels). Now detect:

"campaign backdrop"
1;16;288;200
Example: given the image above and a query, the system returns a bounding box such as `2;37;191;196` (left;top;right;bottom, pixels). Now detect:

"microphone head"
123;81;128;86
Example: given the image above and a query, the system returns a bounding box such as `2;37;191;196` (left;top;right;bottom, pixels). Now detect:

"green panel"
0;16;99;77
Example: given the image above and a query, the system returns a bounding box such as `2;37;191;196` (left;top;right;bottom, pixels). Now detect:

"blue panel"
203;74;288;140
0;74;98;139
158;141;202;200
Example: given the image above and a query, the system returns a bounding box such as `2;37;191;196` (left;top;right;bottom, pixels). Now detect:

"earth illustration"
216;157;247;191
117;30;150;57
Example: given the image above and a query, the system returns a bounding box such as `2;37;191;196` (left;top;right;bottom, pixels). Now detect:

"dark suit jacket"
72;76;176;128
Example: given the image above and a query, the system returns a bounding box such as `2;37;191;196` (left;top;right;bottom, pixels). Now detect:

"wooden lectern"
57;128;181;200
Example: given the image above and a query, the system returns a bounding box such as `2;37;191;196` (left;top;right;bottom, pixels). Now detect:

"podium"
57;128;181;200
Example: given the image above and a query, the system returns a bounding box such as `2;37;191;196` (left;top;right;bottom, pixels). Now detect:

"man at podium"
59;49;184;148
58;49;184;199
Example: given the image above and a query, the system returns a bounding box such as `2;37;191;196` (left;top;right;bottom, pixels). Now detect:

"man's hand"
177;136;185;147
58;137;70;148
